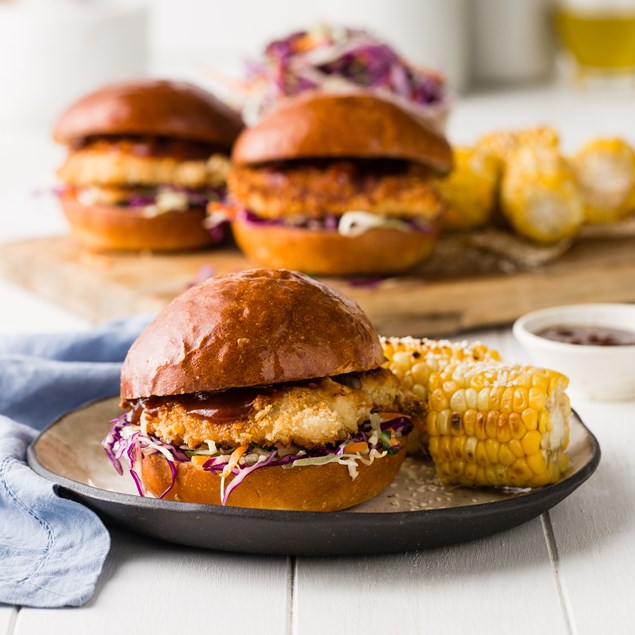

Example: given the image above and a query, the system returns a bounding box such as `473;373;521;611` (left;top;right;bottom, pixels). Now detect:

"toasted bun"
141;446;406;510
232;92;452;174
121;268;385;399
53;80;243;148
231;220;439;276
60;192;215;252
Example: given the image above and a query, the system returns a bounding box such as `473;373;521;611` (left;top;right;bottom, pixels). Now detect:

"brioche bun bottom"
142;447;406;511
60;193;216;252
231;220;439;276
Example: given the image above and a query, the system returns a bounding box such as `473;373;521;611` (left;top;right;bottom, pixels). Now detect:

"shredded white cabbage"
337;211;412;237
204;210;230;229
142;189;189;218
290;448;388;479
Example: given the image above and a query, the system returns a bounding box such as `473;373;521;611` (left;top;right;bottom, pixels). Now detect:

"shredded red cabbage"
236;208;434;233
244;25;447;125
102;412;412;505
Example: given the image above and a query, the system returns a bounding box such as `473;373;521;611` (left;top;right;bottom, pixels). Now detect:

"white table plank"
16;528;289;635
0;279;88;334
0;608;17;635
294;519;568;635
547;399;635;635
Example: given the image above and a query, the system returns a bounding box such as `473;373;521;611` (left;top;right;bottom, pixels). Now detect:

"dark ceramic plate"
28;397;600;556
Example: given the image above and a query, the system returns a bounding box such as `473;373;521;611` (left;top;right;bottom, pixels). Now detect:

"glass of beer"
555;0;635;85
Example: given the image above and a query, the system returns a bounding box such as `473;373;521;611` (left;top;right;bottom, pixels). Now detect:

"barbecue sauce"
537;324;635;346
129;388;264;424
127;372;363;425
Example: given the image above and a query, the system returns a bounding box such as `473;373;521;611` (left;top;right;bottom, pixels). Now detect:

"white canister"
471;0;556;84
0;0;149;125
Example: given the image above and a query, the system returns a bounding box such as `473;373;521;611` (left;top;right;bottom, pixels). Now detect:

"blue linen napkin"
0;316;149;608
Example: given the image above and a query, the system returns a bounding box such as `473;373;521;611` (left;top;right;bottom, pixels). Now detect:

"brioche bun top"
232;92;452;174
120;268;384;399
53;80;243;148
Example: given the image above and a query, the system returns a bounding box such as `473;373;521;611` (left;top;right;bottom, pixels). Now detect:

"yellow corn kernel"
510;413;525;439
463;408;478;436
475;412;488;440
427;412;439;437
451;436;466;459
464;462;479;482
529;386;547;411
501;387;514;414
497;414;512;444
485;411;499;438
538;410;550;434
509;439;525;459
484;466;498;485
522;430;542;455
430;388;449;412
464;436;478;462
522;408;539;430
475;441;489;467
499;444;516;466
513;388;529;412
438;437;452;462
527;452;547;475
485;438;500;464
450;389;468;413
509;459;534;485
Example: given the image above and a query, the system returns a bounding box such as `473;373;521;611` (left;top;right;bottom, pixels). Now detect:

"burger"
53;80;243;251
103;268;423;510
215;92;453;276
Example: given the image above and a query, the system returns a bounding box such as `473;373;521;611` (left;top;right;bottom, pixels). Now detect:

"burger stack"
222;92;453;276
54;80;243;251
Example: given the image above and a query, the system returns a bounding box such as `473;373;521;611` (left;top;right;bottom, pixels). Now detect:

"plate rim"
27;396;602;524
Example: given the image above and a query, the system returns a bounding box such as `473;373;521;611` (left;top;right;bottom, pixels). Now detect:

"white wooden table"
1;87;634;635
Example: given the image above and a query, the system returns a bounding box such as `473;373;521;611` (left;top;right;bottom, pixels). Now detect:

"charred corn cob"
478;126;560;167
381;337;502;452
501;145;584;244
572;137;635;225
436;146;500;231
427;362;570;488
382;337;502;402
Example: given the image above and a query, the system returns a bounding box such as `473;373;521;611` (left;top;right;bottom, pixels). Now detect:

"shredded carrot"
220;444;249;478
207;201;239;220
390;437;400;447
344;441;369;454
191;455;208;466
377;412;402;420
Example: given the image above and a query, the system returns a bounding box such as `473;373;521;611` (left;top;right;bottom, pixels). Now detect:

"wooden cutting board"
1;234;635;336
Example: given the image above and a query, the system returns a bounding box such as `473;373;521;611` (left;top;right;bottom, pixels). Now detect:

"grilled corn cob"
501;145;584;244
437;146;500;231
427;361;570;488
572;137;635;225
478;126;560;167
381;337;502;452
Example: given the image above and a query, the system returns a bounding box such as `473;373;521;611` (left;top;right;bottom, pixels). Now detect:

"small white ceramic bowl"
513;303;635;401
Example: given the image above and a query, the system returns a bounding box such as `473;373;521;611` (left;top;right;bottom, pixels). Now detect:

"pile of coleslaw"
103;411;412;506
243;24;448;126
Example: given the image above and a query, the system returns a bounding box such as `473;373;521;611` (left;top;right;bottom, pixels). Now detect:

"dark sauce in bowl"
537;325;635;346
